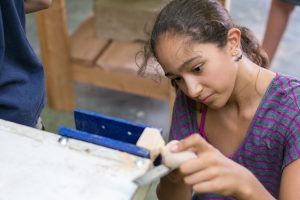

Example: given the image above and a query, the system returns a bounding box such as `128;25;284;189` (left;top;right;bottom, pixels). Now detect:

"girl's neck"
226;57;275;116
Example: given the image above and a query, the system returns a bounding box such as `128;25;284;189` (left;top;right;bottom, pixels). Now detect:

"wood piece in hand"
161;140;197;169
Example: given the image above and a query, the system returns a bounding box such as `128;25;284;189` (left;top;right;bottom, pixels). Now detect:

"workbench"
0;118;154;200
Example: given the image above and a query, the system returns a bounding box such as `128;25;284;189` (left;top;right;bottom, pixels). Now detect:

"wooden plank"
93;0;166;41
219;0;231;10
96;41;165;76
0;119;152;200
70;16;110;66
96;41;141;73
73;63;171;100
36;0;75;112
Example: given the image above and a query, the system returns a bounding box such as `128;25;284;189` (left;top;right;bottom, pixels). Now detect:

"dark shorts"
281;0;300;5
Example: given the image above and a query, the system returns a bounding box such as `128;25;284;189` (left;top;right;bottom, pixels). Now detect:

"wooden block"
136;127;165;161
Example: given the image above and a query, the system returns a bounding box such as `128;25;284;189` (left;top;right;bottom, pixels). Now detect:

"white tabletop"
0;120;152;200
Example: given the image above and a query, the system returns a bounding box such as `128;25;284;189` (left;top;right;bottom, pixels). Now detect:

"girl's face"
156;33;239;109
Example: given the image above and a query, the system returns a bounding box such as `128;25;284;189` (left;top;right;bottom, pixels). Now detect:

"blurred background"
25;0;300;199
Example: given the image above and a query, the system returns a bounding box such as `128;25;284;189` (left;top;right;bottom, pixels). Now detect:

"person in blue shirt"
0;0;52;128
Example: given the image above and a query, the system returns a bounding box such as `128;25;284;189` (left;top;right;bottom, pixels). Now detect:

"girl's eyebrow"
165;55;202;77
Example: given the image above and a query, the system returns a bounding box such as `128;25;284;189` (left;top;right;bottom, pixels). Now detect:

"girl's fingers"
192;179;233;196
179;156;205;174
175;133;213;153
192;180;221;194
178;151;214;174
183;166;217;185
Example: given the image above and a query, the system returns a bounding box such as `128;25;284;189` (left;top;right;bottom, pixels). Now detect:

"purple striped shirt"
169;73;300;199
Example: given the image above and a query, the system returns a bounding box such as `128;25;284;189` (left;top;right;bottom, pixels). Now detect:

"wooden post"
36;0;75;112
219;0;231;10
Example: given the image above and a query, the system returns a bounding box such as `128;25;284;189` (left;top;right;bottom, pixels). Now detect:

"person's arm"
156;169;192;200
24;0;52;13
243;156;300;200
279;158;300;199
262;0;295;66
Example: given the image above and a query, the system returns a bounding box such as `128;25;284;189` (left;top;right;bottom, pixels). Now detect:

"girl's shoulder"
267;74;300;169
270;73;300;109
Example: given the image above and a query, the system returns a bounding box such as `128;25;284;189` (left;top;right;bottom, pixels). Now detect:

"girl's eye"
192;64;203;72
172;77;182;82
171;77;181;86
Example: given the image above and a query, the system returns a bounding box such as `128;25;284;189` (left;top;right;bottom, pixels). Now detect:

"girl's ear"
227;28;242;56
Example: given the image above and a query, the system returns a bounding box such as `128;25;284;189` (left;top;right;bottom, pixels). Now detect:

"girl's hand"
160;140;187;184
172;133;257;199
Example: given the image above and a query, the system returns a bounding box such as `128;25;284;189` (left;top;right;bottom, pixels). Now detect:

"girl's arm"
156;169;192;200
279;158;300;199
246;158;300;199
24;0;52;13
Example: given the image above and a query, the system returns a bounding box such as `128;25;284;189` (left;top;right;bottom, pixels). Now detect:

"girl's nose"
185;78;203;98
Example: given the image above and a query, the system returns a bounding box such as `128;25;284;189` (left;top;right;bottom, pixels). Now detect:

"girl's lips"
200;94;213;103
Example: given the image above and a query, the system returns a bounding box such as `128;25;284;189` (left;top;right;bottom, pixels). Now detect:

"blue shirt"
0;0;45;127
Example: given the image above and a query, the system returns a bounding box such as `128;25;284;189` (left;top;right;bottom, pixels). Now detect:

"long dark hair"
139;0;268;75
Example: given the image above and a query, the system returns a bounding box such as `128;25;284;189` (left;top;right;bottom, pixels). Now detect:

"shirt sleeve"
168;89;198;142
168;89;182;142
282;114;300;169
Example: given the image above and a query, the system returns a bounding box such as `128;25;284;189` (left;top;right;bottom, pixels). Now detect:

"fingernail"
171;143;179;152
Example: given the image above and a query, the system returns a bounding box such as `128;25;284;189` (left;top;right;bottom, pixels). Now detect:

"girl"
140;0;300;199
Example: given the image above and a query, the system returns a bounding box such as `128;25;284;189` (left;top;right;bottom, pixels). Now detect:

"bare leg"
262;0;295;67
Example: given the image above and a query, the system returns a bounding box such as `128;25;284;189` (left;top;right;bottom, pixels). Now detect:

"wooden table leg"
36;0;75;112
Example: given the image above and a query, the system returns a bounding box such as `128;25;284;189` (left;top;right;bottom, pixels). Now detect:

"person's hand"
172;133;256;198
24;0;52;13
